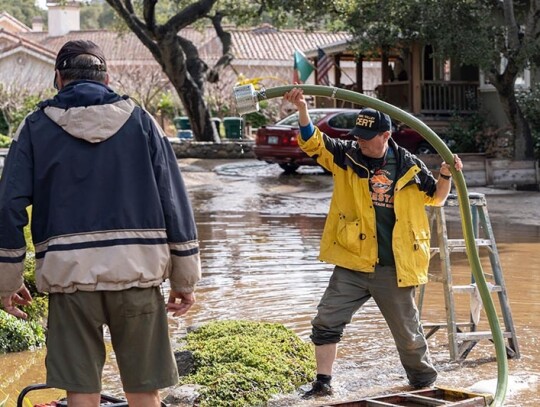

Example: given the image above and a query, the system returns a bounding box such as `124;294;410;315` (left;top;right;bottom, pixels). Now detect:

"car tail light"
280;134;298;146
289;135;298;146
281;135;290;146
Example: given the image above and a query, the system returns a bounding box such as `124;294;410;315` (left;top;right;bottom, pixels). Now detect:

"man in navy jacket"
0;40;201;406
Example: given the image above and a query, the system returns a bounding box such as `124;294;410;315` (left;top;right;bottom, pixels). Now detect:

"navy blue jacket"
0;81;200;295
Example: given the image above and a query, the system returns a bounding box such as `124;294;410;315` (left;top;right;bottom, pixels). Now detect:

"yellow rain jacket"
299;128;439;287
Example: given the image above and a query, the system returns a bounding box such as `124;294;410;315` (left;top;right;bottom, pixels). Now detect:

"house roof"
17;24;350;67
21;30;160;65
0;10;353;79
305;38;350;59
221;24;350;63
0;30;56;61
0;12;31;34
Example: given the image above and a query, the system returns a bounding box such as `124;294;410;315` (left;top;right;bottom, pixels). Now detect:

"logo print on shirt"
370;170;392;194
370;169;394;208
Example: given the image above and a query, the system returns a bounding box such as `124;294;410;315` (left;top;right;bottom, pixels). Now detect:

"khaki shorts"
46;287;179;393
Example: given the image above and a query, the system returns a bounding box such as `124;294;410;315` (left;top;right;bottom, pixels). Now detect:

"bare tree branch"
161;0;217;34
105;0;225;142
525;0;540;43
106;0;161;60
143;0;158;32
124;0;134;14
208;11;234;82
503;0;520;55
177;36;207;89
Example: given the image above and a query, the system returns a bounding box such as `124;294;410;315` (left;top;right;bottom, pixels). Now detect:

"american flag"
316;47;333;86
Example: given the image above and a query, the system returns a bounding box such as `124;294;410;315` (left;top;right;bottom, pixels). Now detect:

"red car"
254;108;435;173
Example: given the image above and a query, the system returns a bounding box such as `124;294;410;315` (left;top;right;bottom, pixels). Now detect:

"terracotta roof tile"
18;25;349;66
0;30;56;59
224;26;349;62
21;30;158;64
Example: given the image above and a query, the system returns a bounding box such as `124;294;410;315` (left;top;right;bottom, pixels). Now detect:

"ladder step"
456;331;515;341
360;401;396;406
452;285;502;294
423;193;520;361
430;239;493;254
423;322;474;329
446;239;493;247
398;394;450;405
445;193;487;207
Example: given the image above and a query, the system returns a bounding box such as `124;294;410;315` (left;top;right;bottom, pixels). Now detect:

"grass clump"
0;312;45;354
179;320;315;406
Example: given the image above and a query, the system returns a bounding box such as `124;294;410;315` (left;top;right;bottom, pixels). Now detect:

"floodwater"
1;159;539;406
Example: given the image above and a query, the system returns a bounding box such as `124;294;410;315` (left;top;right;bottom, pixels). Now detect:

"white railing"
421;81;479;114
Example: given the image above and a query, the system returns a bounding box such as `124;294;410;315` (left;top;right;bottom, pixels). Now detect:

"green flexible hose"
253;84;508;406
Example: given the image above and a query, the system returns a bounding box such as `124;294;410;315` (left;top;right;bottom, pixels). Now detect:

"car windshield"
276;111;334;126
328;112;358;129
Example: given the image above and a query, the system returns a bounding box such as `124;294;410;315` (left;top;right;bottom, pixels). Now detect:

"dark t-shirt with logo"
366;147;397;266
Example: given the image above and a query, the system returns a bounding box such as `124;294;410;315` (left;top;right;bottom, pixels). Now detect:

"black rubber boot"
301;380;333;399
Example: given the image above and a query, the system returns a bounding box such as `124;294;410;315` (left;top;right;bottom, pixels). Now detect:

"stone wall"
0;142;257;175
170;139;256;159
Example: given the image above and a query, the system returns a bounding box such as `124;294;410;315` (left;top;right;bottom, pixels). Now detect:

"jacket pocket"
336;216;367;254
411;229;431;266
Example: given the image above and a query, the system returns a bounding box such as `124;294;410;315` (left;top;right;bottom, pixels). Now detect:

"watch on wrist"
439;173;452;180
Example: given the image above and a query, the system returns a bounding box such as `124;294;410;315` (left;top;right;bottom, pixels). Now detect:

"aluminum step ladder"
419;192;520;361
320;387;492;406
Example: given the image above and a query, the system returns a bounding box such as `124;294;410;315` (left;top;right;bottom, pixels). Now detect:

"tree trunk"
159;35;220;143
488;69;534;160
172;77;219;143
500;90;533;161
489;0;535;160
105;0;221;142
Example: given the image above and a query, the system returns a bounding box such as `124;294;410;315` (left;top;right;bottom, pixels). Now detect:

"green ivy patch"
0;134;11;148
179;320;315;406
0;312;45;354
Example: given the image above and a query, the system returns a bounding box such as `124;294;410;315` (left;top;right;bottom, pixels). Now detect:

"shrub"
178;320;315;407
243;111;268;129
0;134;11;148
516;83;540;158
0;312;45;354
445;111;486;154
8;94;43;136
243;100;270;129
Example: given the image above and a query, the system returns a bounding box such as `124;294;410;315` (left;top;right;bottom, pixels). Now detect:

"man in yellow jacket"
283;88;463;398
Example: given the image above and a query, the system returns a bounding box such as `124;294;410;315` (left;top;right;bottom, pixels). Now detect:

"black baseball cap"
347;108;392;140
55;40;107;72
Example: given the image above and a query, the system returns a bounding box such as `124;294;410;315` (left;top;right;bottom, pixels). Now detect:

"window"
328;113;357;129
479;56;531;90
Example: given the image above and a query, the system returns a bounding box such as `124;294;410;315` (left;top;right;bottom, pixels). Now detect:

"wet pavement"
1;158;539;406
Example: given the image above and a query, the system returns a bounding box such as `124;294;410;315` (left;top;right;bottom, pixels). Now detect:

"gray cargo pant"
311;265;437;387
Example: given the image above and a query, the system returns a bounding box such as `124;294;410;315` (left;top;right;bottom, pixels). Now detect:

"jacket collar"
343;138;424;181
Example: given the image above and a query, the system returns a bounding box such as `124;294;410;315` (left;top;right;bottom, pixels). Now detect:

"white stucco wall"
0;52;54;92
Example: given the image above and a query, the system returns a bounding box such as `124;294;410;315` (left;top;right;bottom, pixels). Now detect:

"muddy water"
1;160;539;406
